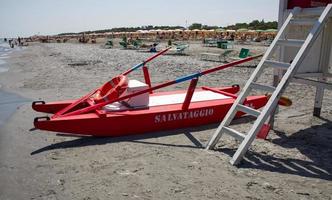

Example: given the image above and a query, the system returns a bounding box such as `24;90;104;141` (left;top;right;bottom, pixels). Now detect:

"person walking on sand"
18;37;21;46
8;39;14;48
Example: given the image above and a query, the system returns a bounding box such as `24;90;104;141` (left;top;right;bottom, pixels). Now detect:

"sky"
0;0;279;37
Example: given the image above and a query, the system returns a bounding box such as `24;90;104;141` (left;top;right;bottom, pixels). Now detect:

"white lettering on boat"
154;108;214;123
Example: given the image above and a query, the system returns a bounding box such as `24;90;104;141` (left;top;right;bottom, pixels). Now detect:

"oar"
53;47;172;118
122;46;172;75
60;54;262;117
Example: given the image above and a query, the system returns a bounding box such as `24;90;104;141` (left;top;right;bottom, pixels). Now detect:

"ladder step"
290;18;317;25
250;83;276;92
277;39;305;47
237;104;261;117
223;127;245;141
265;60;291;69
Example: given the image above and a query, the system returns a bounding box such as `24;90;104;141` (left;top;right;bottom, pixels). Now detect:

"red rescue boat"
32;49;275;137
33;85;268;136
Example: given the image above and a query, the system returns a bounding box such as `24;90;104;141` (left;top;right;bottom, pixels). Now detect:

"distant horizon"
1;18;279;38
2;18;279;37
0;0;279;38
56;20;277;34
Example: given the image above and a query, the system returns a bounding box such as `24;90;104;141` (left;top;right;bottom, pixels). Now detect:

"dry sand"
0;42;331;200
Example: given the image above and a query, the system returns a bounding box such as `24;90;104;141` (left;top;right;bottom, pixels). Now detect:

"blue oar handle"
130;62;145;72
175;72;202;83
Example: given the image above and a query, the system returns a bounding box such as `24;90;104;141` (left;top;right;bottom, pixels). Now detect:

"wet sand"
0;42;331;200
0;90;29;126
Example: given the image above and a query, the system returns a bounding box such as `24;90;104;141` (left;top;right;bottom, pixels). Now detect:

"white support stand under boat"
205;3;332;165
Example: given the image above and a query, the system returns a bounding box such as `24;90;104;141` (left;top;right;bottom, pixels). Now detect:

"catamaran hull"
32;100;74;114
33;87;268;137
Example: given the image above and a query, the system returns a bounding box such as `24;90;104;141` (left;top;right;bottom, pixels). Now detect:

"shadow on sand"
218;117;332;181
31;116;332;180
30;124;215;156
30;115;257;155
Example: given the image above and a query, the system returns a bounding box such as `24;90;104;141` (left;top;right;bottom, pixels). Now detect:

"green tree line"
189;20;277;30
58;20;277;35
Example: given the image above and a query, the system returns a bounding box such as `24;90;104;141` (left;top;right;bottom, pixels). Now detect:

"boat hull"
32;100;75;114
33;86;268;137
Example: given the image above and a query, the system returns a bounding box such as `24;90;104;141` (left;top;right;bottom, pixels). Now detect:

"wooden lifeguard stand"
206;1;332;165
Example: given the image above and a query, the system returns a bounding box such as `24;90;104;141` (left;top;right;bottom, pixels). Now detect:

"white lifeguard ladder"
206;4;332;165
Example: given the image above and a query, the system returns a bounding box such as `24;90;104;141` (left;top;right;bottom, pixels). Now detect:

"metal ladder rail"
205;5;332;165
229;4;332;165
205;7;301;150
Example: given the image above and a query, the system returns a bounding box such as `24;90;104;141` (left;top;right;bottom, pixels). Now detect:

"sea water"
0;39;11;72
0;39;24;70
0;39;29;127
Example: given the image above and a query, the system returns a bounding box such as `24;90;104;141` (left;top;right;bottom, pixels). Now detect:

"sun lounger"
203;38;218;47
200;50;233;62
174;44;189;55
105;40;113;48
217;41;234;49
227;48;250;61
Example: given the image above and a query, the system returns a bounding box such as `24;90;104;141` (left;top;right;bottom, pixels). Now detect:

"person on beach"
8;39;14;48
230;33;235;41
18;37;21;46
149;43;158;52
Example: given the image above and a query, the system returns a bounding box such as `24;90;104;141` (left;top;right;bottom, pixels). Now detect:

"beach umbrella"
136;30;144;33
237;28;249;32
149;29;160;32
264;29;278;32
215;28;226;32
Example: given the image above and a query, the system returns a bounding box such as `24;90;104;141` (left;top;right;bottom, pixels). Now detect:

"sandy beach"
0;42;331;200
